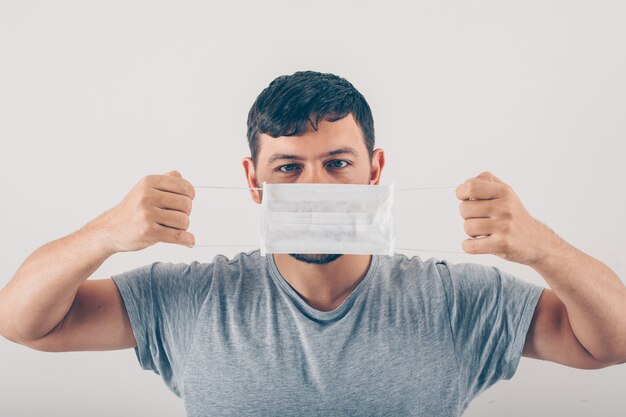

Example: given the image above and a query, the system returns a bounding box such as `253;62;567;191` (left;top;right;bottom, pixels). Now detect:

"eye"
327;160;350;169
276;164;301;173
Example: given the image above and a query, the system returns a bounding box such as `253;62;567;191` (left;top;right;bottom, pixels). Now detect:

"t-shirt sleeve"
435;260;544;402
111;260;214;397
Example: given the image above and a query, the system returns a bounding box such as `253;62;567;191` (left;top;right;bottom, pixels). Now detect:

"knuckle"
138;193;152;208
500;200;513;216
458;202;466;217
497;236;509;251
462;239;475;253
180;213;190;229
455;188;463;200
466;180;476;194
139;222;153;239
138;209;151;223
140;175;155;187
186;182;196;199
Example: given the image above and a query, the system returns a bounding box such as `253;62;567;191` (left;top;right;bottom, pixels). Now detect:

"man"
0;71;624;417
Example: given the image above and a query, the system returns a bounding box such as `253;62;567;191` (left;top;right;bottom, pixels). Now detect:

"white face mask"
259;182;396;256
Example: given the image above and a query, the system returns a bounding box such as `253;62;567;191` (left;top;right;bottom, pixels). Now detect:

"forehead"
257;114;367;162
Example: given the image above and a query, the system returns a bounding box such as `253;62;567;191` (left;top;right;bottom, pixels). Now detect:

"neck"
272;253;373;312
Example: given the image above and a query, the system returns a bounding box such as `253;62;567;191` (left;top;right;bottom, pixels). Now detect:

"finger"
156;224;195;247
155;191;193;215
459;199;496;219
463;218;495;238
149;174;196;200
155;208;190;230
477;171;506;184
165;170;182;178
456;178;508;201
462;235;497;254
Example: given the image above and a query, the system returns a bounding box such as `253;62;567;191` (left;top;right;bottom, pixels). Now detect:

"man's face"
242;113;385;265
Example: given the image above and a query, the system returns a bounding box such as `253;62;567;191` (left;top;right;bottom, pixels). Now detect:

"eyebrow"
267;147;359;165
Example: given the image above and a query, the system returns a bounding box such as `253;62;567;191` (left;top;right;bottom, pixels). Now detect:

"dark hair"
246;70;375;165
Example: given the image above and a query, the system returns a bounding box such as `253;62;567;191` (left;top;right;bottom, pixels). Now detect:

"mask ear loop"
191;184;467;254
190;244;466;255
194;185;457;191
195;185;263;190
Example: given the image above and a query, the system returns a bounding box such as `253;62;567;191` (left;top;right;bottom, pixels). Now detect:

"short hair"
246;70;375;165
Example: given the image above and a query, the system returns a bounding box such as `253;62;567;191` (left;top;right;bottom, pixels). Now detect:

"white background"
1;1;625;416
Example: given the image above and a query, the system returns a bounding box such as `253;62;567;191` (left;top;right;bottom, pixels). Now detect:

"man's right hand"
92;170;196;252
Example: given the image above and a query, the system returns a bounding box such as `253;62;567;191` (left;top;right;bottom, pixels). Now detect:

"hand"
91;170;196;252
455;171;556;265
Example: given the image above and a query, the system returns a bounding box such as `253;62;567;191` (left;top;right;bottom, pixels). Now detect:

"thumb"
476;171;504;184
165;170;182;178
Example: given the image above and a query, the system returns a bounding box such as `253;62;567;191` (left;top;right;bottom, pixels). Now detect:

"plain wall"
1;1;625;416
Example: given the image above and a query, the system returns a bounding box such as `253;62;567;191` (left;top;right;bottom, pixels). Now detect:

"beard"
288;253;343;265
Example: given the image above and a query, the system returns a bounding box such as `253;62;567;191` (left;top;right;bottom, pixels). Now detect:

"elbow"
0;316;55;348
604;357;626;367
587;349;626;368
575;336;626;368
0;325;38;347
0;303;18;344
0;331;20;345
598;358;624;368
1;326;58;351
0;290;24;344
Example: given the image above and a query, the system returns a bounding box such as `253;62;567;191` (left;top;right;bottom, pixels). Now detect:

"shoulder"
433;259;536;294
384;255;530;302
385;252;449;276
380;253;449;293
432;259;544;316
152;249;263;276
142;249;264;293
379;253;521;289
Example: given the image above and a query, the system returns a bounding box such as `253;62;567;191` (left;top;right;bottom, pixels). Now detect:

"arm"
456;171;626;368
524;235;626;366
0;223;116;344
0;170;196;349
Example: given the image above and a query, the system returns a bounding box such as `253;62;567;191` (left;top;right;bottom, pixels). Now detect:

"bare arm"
0;222;116;344
19;278;138;352
0;170;196;349
524;235;626;365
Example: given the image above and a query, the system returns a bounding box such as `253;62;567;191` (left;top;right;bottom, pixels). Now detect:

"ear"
369;148;385;185
242;157;262;204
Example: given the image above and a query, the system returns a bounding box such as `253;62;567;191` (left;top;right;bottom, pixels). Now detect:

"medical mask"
193;183;465;256
259;182;395;256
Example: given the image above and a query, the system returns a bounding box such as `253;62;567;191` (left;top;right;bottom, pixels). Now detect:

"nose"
297;163;333;184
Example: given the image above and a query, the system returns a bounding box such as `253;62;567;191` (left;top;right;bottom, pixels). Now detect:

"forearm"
0;217;116;343
529;230;626;363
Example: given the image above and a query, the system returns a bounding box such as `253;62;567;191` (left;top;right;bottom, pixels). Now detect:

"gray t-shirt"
111;250;544;417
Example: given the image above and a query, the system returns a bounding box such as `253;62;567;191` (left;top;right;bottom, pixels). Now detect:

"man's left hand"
455;171;557;266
